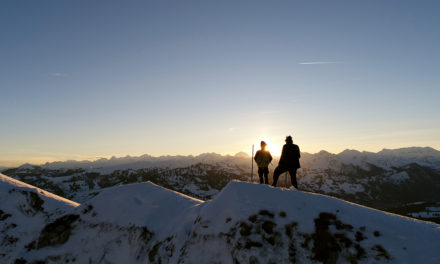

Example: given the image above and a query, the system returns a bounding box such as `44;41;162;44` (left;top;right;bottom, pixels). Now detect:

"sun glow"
248;138;282;157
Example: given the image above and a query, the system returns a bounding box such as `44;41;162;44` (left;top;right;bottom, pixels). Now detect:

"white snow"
338;182;365;194
0;173;79;208
2;174;440;263
80;181;202;238
0;173;79;263
389;171;410;183
182;181;440;263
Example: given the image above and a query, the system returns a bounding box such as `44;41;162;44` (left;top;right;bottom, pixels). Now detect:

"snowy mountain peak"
0;173;79;208
196;152;224;159
1;177;440;263
338;149;362;156
12;146;438;173
378;146;440;156
234;151;250;158
317;150;333;156
17;163;37;170
80;181;202;230
0;173;80;263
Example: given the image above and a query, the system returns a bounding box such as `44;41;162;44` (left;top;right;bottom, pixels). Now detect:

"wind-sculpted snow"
0;173;79;263
24;182;204;263
80;182;202;231
2;175;440;263
181;182;440;263
0;173;79;208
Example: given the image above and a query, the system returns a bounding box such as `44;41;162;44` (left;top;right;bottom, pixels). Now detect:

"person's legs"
263;167;269;184
272;166;287;187
258;167;264;184
288;168;298;189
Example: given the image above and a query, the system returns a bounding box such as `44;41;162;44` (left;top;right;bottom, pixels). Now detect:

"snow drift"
1;173;440;263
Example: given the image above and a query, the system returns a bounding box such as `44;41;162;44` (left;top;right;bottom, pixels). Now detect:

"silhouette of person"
272;136;301;188
254;141;273;184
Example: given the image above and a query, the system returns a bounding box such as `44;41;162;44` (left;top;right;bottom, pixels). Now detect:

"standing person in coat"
254;141;273;184
272;136;301;188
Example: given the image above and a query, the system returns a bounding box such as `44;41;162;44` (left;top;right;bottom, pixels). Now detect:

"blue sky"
1;0;439;166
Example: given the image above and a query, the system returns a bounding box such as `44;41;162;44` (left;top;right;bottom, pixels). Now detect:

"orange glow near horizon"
247;138;283;157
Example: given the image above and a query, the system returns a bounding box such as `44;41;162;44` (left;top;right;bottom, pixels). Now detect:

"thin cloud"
299;61;342;65
51;72;68;77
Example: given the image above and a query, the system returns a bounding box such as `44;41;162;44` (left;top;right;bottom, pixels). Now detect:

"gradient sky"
1;0;439;166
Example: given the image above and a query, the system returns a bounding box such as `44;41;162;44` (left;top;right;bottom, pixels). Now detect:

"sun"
248;138;282;157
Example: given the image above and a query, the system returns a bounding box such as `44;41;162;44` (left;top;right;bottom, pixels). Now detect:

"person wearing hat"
272;136;301;188
254;141;273;184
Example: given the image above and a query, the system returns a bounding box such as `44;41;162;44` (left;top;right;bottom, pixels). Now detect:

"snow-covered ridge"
0;174;79;263
82;181;203;232
300;147;440;171
0;173;79;208
1;174;440;263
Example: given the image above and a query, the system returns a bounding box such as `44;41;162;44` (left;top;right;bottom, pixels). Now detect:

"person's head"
260;141;267;150
285;136;293;144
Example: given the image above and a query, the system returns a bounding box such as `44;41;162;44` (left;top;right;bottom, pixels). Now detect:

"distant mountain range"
0;166;11;171
7;147;439;172
1;173;439;263
2;147;440;223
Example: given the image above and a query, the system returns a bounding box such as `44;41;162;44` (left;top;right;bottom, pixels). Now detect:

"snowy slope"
3;147;440;223
80;181;202;235
2;173;440;264
181;182;440;263
42;182;204;264
0;173;79;263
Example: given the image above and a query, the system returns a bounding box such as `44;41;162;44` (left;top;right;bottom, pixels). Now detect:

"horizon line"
1;146;438;168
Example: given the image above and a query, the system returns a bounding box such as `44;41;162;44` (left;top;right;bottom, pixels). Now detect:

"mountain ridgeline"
1;173;440;263
2;147;440;222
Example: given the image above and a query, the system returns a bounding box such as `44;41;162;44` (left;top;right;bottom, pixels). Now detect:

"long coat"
278;143;301;169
